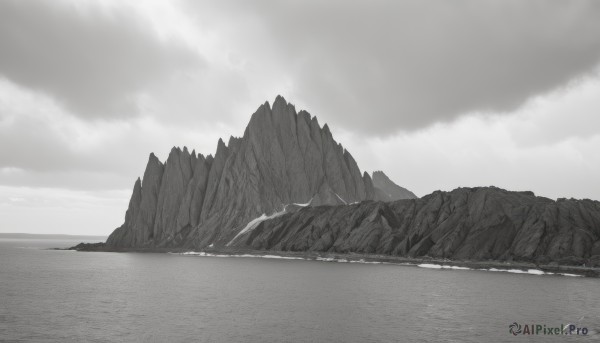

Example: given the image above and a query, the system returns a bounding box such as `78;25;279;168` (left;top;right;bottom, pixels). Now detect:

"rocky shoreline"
68;243;600;277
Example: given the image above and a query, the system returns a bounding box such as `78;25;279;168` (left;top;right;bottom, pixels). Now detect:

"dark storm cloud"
189;0;600;134
0;0;202;119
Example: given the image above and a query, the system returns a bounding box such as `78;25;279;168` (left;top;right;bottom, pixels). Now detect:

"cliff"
106;96;415;250
95;96;600;268
229;187;600;266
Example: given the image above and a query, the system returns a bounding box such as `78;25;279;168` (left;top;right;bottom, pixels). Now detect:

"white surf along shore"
172;251;583;277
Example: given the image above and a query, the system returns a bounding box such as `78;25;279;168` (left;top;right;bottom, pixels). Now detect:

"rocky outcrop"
106;96;414;249
372;170;417;200
229;187;600;266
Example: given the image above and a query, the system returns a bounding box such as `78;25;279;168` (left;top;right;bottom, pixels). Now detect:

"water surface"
1;238;598;342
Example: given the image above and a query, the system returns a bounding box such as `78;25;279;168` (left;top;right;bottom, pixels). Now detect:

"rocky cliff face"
100;96;600;267
229;187;600;266
106;96;414;249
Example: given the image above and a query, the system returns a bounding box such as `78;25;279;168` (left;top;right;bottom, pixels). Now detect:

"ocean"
1;237;598;342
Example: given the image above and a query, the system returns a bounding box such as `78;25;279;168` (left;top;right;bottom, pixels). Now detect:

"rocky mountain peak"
106;96;416;249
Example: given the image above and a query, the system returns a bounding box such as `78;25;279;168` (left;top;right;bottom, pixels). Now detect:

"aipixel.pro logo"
509;322;588;336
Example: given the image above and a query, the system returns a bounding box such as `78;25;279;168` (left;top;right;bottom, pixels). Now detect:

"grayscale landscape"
1;1;599;342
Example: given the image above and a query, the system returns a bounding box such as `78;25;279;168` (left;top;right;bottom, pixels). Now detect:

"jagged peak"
372;170;390;180
248;100;272;127
148;152;160;163
165;146;192;164
272;94;297;113
165;147;182;163
310;116;319;124
130;177;141;199
227;135;241;147
215;138;228;157
343;149;358;165
298;109;311;122
273;94;287;107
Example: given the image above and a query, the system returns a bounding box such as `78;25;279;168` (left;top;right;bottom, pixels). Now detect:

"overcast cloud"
1;0;599;235
184;0;600;132
0;0;201;118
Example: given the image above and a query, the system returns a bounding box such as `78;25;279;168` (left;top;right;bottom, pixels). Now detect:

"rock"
99;96;600;267
70;242;106;251
372;170;417;200
230;187;600;265
105;96;416;249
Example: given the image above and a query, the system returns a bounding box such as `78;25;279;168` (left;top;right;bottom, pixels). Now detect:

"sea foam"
175;252;585;277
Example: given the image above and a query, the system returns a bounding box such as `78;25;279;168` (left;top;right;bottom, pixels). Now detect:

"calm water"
1;238;599;342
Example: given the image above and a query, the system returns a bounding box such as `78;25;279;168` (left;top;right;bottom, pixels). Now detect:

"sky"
1;0;599;235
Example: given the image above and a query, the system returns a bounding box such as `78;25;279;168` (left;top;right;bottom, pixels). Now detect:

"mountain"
372;170;417;200
229;187;600;266
93;96;600;268
105;96;415;250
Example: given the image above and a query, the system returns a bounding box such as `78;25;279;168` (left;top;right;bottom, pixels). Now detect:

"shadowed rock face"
230;187;600;266
106;96;413;249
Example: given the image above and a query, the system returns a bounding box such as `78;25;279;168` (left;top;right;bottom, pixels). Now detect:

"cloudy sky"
1;0;599;235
